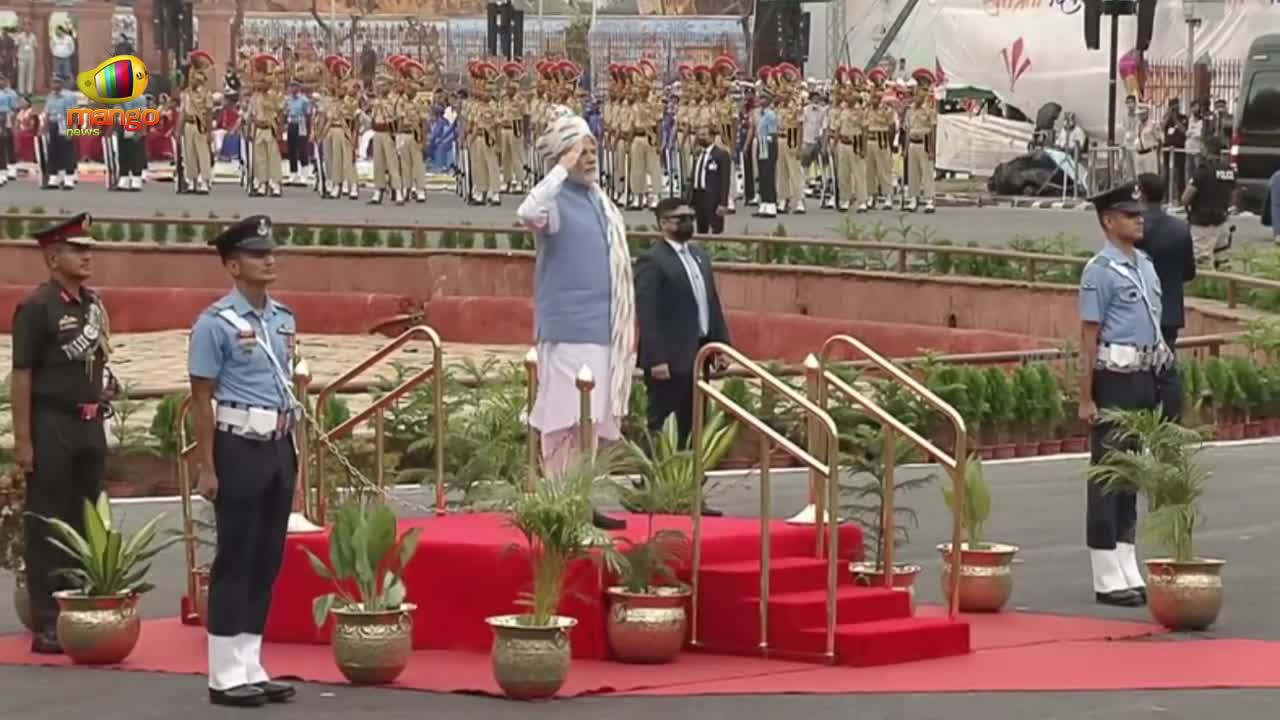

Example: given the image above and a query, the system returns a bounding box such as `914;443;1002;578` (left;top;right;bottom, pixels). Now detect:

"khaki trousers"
777;143;804;204
836;142;867;207
469;133;499;196
324;127;354;189
610;137;628;197
907;142;935;199
501;127;523;186
371;131;401;191
396;132;425;191
866;136;893;198
678;137;693;190
181;122;212;184
628;136;661;197
1190;224;1229;266
252;127;282;186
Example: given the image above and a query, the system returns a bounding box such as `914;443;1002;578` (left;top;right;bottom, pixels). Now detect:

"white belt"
215;404;291;438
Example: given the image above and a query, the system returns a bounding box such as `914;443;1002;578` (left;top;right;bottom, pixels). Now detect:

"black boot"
592;508;626;530
30;628;61;654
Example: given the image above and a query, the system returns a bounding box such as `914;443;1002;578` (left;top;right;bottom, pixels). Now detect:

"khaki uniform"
674;98;692;189
905;101;937;206
777;100;805;208
500;91;527;191
628;94;663;204
249;91;284;191
395;91;426;200
833;103;868;210
181;87;213;189
716;97;739;209
609;100;630;199
466;98;501;201
369;94;403;199
865;104;896;205
325;94;359;196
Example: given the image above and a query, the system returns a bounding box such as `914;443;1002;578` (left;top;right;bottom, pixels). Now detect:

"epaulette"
274;301;294;316
1085;253;1112;269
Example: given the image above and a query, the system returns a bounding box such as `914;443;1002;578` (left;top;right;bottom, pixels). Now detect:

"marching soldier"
865;91;898;211
775;63;806;214
189;215;302;706
248;53;284;197
367;64;403;205
181;50;216;194
1077;182;1168;609
12;213;117;654
395;59;428;203
500;61;528;194
39;75;78;190
904;68;938;213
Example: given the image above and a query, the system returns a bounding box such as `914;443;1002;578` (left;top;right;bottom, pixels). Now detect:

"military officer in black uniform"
10;212;117;653
1077;183;1172;608
187;215;299;707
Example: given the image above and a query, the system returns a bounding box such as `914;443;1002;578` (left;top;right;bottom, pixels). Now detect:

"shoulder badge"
274;301;294;316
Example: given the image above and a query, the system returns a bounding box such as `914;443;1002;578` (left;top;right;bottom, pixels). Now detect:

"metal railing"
812;335;969;620
313;325;445;523
688;342;843;661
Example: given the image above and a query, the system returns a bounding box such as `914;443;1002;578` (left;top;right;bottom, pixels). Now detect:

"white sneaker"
287;512;323;534
786;504;817;525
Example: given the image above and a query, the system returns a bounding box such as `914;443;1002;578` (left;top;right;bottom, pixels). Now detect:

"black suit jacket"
635;240;731;377
1138;207;1197;329
685;144;733;210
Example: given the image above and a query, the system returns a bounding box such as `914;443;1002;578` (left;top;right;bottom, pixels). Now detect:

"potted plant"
840;424;936;606
955;366;992;459
34;492;181;664
981;367;1017;459
1087;408;1222;630
1203;357;1243;439
1031;363;1066;455
1228;357;1268;438
606;423;696;664
301;496;421;685
103;384;165;497
486;449;623;699
1010;366;1043;456
937;457;1019;612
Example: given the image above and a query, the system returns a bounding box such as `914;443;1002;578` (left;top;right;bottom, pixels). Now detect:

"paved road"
1;442;1277;718
3;182;1275;248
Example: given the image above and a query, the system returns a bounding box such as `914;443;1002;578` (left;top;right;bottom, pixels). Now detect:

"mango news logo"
66;54;157;135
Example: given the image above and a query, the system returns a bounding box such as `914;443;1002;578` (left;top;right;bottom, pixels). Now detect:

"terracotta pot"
1061;436;1088;453
1014;443;1039;458
1037;440;1063;456
937;542;1018;613
1225;424;1245;440
1145;558;1224;631
487;614;576;700
605;586;690;664
53;590;141;664
1244;422;1265;439
331;604;416;685
103;452;167;498
849;562;921;613
992;444;1017;459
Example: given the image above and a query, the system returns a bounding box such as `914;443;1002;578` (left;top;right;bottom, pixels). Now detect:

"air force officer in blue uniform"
187;215;299;707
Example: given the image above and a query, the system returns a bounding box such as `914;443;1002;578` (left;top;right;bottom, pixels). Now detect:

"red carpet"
2;617;1276;697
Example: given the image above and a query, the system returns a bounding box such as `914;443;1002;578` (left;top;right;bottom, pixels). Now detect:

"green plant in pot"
1086;408;1222;631
840;423;936;606
981;367;1016;457
0;382;32;632
1031;363;1066;453
301;496;422;685
936;457;1018;612
486;447;625;699
34;492;182;664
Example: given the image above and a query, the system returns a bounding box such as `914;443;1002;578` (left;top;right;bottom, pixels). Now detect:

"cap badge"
82;214;92;230
1132;185;1142;201
257;218;270;237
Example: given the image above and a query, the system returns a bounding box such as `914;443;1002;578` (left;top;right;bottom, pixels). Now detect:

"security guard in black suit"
187;215;299;707
1078;183;1172;609
9;212;117;653
1136;172;1197;421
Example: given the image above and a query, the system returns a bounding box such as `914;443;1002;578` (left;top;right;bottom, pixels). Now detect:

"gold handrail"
314;325;445;522
176;395;199;624
690;342;842;661
815;335;968;619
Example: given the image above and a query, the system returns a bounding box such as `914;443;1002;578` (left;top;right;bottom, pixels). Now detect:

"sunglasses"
662;213;696;221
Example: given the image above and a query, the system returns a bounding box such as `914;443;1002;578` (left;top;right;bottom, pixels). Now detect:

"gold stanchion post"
575;365;595;457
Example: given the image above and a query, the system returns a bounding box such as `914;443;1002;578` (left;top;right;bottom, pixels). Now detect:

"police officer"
10;213;115;653
188;215;299;707
1181;136;1237;269
1077;182;1172;609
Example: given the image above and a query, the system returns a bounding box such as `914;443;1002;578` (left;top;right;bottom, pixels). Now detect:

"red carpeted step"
794;616;972;666
697;556;844;597
764;586;911;632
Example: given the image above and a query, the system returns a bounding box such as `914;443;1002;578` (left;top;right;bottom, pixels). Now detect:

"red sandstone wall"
0;242;1242;342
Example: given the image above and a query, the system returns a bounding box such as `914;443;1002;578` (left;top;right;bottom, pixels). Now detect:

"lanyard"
1107;261;1166;350
217;308;298;409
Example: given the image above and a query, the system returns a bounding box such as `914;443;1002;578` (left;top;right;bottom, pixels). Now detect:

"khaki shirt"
906;104;936;140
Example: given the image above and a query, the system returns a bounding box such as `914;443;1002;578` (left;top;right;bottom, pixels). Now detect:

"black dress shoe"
209;685;268;707
592;509;626;530
1130;587;1147;604
255;680;296;702
701;505;724;517
30;629;62;654
1095;589;1144;607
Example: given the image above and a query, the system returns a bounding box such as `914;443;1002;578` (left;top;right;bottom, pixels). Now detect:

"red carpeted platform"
263;513;880;662
3;615;1270;697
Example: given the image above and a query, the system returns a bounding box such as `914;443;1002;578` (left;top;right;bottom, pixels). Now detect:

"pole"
1106;8;1119;147
1186;19;1197;107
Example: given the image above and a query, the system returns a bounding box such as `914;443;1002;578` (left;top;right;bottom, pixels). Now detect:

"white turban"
535;105;592;165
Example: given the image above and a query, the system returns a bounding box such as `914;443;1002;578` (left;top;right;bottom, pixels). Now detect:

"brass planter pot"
850;562;921;613
1145;558;1225;631
486;614;576;700
605;586;690;664
13;571;35;633
193;567;211;627
938;542;1018;612
53;590;141;665
331;604;416;685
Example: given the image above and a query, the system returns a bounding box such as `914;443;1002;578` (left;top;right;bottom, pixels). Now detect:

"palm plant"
1086;408;1210;562
838;422;937;569
941;456;993;549
622;410;738;515
981;367;1016;444
34;492;182;596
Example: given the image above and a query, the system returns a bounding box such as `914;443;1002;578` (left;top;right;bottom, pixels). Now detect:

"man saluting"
10;213;116;654
187;216;300;706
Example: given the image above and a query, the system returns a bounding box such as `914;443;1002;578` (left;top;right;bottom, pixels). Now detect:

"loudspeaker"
1136;0;1156;51
1084;0;1101;50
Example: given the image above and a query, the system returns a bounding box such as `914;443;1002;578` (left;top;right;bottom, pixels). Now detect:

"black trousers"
742;150;755;201
23;406;106;632
46;131;77;175
757;139;778;205
692;190;725;234
1087;368;1158;549
0;127;13;170
117;134;147;176
646;372;695;449
286;123;308;173
1157;326;1182;422
207;431;296;638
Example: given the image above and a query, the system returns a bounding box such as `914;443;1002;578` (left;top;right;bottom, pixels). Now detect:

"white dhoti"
529;341;624;475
